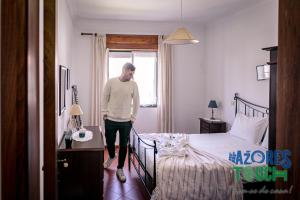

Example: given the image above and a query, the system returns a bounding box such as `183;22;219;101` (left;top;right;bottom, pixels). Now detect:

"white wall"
173;44;205;133
57;0;75;143
203;0;278;126
72;19;205;134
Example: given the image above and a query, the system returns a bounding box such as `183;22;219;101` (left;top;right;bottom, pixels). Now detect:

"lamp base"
210;108;215;120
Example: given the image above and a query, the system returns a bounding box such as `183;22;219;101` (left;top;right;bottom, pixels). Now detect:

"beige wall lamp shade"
164;27;199;45
69;104;83;116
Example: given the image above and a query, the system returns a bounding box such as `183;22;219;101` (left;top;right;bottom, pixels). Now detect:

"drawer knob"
63;162;69;168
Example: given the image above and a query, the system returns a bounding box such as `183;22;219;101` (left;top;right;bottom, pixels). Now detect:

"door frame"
276;0;300;199
1;0;40;199
44;0;57;199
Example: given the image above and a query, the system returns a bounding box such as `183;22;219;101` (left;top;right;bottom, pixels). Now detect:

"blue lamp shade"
208;100;218;108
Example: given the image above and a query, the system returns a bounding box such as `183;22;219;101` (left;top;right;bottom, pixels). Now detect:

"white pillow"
261;127;269;148
230;113;268;144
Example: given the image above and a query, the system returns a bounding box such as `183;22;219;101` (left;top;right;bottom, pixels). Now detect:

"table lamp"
68;104;83;131
208;100;218;120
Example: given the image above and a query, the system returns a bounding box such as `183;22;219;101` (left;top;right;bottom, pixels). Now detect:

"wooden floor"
104;148;150;200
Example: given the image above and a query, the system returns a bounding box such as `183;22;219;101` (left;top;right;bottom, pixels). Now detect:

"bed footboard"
128;128;158;196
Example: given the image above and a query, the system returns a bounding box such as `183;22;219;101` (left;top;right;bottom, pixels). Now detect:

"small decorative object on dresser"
199;118;226;133
64;130;73;149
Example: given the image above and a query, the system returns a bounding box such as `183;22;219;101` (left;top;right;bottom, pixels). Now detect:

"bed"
128;94;270;200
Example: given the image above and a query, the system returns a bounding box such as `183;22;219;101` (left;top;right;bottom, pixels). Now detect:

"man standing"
102;62;140;182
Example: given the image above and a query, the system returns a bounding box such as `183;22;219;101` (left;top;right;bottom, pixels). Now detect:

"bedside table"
199;118;226;133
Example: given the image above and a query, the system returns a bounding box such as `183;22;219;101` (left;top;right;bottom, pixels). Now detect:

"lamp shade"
69;104;83;116
208;100;218;108
164;27;199;45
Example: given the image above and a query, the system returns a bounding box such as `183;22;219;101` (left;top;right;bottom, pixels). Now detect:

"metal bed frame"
128;93;270;197
128;127;158;196
234;93;269;117
234;93;274;199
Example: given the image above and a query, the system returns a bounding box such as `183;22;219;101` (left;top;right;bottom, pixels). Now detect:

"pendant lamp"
164;0;199;45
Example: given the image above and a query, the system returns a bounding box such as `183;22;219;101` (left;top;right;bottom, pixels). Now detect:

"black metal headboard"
234;93;269;117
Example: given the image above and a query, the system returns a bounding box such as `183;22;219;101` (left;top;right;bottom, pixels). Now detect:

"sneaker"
116;168;126;182
103;156;116;169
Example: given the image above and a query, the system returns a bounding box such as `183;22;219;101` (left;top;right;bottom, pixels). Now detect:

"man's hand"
103;114;107;121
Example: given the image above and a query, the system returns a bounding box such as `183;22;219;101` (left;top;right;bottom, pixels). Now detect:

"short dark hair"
123;62;135;71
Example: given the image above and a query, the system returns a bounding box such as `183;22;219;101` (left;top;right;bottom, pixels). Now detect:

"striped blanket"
140;134;243;200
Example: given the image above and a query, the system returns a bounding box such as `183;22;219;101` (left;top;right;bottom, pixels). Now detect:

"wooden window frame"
106;34;158;50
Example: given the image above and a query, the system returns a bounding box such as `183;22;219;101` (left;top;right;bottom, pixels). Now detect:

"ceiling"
67;0;263;23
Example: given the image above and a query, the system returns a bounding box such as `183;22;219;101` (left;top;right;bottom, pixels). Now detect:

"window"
108;51;157;107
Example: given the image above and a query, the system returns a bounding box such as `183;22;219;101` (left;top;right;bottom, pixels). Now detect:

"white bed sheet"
189;132;267;167
131;132;267;178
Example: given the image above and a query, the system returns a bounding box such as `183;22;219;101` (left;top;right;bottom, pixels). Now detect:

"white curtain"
158;35;174;132
90;35;108;126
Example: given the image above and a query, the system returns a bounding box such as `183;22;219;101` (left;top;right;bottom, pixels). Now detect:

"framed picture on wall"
67;68;70;90
256;64;270;81
59;65;67;115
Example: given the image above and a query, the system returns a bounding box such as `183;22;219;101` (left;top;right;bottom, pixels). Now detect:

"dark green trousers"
104;119;132;169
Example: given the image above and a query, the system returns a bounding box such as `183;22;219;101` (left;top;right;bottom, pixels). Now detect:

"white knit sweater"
101;77;140;122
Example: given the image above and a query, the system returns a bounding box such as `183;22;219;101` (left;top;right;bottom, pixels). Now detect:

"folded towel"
139;133;189;157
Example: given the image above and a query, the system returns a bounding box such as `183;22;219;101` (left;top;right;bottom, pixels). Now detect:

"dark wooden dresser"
199;118;226;133
57;126;104;200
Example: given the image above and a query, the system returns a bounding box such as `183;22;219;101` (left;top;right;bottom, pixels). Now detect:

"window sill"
140;105;157;108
